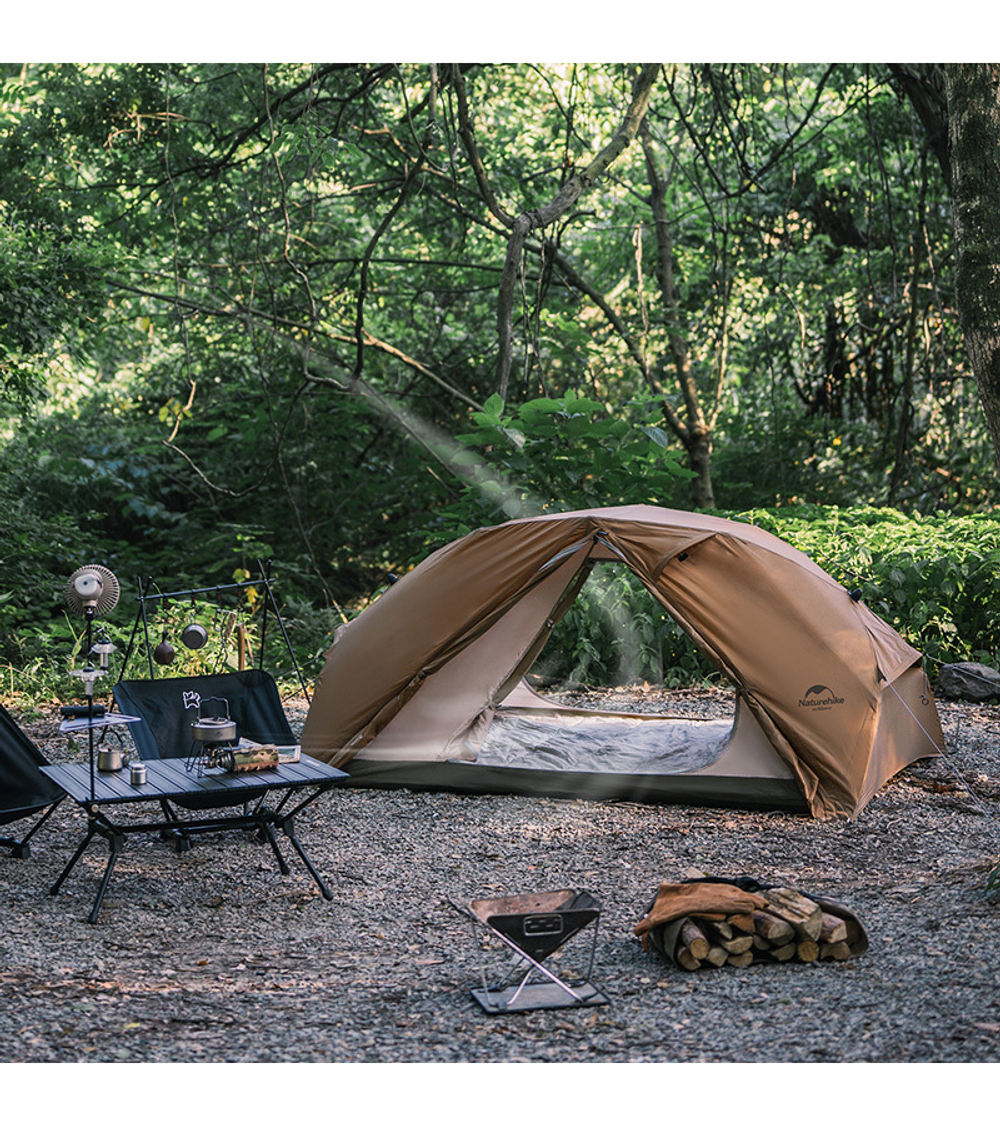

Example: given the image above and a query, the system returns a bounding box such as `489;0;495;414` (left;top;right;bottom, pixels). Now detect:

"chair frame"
1;703;66;857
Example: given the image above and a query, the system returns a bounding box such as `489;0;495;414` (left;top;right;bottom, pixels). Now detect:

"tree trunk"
641;124;719;508
945;64;1000;476
686;428;715;508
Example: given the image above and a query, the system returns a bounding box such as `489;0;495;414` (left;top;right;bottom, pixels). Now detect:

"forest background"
3;60;1000;698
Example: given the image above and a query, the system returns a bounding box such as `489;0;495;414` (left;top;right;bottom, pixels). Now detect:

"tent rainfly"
302;505;945;819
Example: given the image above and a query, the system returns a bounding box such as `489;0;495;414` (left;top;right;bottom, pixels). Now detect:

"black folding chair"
1;702;65;857
114;670;295;762
112;669;301;842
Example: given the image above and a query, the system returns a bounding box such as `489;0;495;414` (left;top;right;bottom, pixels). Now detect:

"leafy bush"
0;442;83;660
431;391;695;544
535;564;715;687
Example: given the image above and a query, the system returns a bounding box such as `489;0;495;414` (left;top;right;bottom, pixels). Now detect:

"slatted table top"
41;754;346;806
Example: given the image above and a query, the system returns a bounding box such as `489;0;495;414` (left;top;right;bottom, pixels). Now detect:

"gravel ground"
3;684;1000;1074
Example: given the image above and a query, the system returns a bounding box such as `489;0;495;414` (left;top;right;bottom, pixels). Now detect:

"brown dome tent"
302;505;945;818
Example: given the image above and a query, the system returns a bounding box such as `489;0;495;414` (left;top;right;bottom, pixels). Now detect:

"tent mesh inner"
473;712;733;774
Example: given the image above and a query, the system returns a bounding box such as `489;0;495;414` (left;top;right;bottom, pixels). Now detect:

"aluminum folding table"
41;755;345;922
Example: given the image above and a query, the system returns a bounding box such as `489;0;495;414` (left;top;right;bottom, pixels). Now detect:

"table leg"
88;832;125;924
260;821;291;875
158;799;194;851
280;816;333;900
49;823;98;896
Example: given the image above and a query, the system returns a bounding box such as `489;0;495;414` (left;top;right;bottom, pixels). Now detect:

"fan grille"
65;565;120;618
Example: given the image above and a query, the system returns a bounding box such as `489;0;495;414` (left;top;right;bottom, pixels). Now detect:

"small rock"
937;662;1000;702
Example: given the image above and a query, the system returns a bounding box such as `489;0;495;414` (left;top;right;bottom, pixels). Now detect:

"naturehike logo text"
798;684;845;710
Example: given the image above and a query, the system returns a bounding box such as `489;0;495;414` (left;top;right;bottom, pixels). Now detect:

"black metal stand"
82;605;98;804
118;559;309;699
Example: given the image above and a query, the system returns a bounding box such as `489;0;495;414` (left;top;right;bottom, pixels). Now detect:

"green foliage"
0;442;81;650
0;213;106;406
536;564;715;687
433;391;695;541
713;406;997;515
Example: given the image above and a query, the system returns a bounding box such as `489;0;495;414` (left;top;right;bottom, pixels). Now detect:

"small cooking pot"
181;623;209;650
153;632;176;665
97;747;125;772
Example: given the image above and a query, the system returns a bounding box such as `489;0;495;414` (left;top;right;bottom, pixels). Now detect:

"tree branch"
889;63;950;182
450;65;516;229
453;63;660;400
498;65;659;398
103;276;482;409
351;66;440;381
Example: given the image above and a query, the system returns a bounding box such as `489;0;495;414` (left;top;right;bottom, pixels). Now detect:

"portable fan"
64;565;120;618
62;565;122;794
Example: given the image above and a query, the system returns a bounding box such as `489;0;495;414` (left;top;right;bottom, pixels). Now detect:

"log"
819;912;848;944
679;919;710;961
703;920;733;942
718;934;754;955
796;939;819;963
766;941;797;962
820;940;852;961
727;951;754;967
752;910;795;946
677;947;701;971
728;913;756;934
704;946;728;968
762;888;823;940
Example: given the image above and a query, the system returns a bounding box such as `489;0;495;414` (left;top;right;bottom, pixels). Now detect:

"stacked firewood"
670;887;865;971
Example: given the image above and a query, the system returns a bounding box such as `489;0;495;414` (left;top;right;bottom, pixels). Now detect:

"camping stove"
186;696;238;773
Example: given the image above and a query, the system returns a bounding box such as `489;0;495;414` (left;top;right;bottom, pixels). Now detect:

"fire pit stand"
452;889;610;1014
